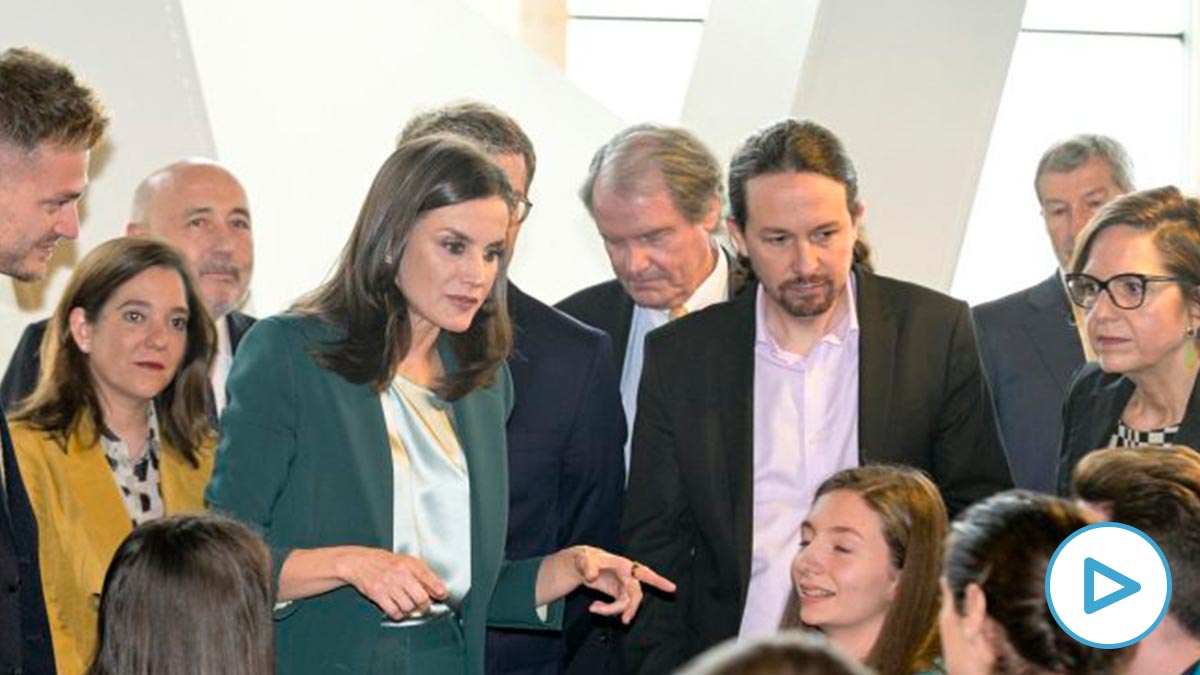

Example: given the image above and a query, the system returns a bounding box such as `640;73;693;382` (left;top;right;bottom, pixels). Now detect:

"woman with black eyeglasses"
1057;185;1200;493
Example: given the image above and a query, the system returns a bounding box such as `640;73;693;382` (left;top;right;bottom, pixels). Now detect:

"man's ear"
962;582;989;642
125;221;148;237
727;218;747;256
851;202;866;228
702;194;722;234
68;307;93;354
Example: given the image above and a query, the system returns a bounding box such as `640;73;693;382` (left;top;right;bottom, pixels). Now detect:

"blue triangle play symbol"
1084;557;1142;614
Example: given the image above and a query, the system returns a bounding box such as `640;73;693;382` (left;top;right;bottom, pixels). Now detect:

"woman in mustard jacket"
10;238;216;674
207;135;672;675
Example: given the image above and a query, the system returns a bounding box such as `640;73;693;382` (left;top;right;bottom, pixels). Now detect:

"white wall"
684;0;1026;292
1;0;1033;378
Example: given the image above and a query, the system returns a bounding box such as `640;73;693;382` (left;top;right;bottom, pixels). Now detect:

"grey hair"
579;123;722;224
1034;134;1135;202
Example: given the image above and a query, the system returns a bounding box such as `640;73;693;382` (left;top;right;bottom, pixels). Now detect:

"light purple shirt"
737;280;861;640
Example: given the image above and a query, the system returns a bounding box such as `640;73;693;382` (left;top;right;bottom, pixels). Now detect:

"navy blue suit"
973;273;1084;493
486;284;626;675
0;406;55;673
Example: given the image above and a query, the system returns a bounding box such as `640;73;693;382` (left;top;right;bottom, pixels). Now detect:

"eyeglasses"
1063;272;1184;310
515;197;533;224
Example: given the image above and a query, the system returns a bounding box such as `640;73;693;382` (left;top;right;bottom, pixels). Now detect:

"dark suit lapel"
226;312;256;354
1082;376;1134;454
1178;369;1200;441
719;290;758;594
855;269;897;463
1023;274;1085;394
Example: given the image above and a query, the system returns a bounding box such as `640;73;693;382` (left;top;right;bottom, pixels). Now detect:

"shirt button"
5;579;17;593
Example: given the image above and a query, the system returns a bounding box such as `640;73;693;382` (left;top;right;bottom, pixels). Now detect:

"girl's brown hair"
782;465;947;675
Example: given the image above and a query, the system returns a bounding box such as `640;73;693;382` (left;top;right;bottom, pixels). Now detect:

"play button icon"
1046;522;1171;648
1084;557;1141;614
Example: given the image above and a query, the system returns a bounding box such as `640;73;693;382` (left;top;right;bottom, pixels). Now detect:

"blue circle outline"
1044;521;1173;649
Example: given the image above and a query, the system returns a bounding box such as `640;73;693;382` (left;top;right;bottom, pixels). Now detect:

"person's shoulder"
18;318;49;340
974;283;1035;314
242;312;328;345
555;279;625;314
513;287;610;349
860;272;974;333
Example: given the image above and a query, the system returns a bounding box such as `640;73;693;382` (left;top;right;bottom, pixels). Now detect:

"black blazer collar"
854;267;898;463
720;289;758;594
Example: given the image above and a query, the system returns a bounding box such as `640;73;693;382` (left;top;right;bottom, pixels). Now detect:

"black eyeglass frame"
1063;272;1186;310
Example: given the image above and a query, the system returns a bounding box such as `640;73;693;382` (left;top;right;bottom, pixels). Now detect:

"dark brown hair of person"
13;238;215;464
727;118;873;272
87;514;274;675
292;134;515;400
944;491;1129;675
678;633;872;675
1072;445;1200;638
0;47;109;152
781;465;947;675
1069;186;1200;301
399;100;536;191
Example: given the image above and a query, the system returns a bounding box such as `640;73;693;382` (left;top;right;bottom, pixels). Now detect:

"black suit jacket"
555;251;750;375
0;311;256;413
0;407;55;674
486;285;626;675
621;269;1013;673
1057;364;1200;495
974;273;1084;493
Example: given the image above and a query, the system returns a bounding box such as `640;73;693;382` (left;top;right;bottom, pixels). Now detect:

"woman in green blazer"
206;135;671;675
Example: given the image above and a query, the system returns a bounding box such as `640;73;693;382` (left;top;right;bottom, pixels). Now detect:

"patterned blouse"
1108;420;1180;448
99;405;164;526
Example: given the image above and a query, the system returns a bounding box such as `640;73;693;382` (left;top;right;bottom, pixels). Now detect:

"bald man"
1;158;257;414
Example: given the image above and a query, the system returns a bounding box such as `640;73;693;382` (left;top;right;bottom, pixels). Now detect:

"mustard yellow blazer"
9;416;213;675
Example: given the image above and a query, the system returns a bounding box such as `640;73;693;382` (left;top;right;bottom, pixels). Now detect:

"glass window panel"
565;18;703;124
1022;0;1187;35
951;32;1186;304
568;0;709;20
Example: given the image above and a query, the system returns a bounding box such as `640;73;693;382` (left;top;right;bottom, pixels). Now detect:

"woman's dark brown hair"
87;513;273;675
782;465;947;675
292;134;515;400
14;237;214;464
944;491;1129;674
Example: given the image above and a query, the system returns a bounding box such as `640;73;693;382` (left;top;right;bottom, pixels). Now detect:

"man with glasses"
399;102;626;675
973;135;1134;493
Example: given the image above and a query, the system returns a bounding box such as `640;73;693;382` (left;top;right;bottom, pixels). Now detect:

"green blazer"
206;314;561;675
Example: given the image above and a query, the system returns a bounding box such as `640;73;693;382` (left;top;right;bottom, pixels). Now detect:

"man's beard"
774;275;838;318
